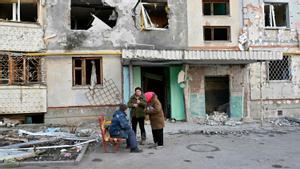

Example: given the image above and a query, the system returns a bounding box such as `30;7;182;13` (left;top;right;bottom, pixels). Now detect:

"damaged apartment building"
1;0;188;124
1;0;299;125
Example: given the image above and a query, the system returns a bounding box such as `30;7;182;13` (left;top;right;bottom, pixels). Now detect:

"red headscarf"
144;92;155;103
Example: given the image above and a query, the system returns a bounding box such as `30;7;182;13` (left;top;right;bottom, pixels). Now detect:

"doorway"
205;76;230;116
141;67;171;118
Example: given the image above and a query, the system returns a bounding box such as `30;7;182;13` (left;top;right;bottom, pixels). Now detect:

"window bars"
268;56;291;81
0;55;42;85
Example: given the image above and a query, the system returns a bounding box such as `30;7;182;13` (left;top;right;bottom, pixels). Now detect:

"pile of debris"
268;117;300;127
205;112;243;126
0;128;99;163
0;118;21;127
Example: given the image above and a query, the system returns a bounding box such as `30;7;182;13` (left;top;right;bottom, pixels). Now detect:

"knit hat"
144;92;155;103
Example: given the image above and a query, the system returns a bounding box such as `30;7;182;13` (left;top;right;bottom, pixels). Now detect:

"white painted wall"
46;55;122;107
0;85;47;114
187;0;241;48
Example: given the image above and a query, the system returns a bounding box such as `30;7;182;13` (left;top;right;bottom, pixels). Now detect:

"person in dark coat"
127;87;147;144
109;104;142;153
144;92;165;148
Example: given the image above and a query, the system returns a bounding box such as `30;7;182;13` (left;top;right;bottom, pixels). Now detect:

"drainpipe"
129;62;134;121
183;64;190;122
259;61;264;127
245;64;251;120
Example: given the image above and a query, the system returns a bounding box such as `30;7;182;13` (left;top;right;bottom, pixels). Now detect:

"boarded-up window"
204;26;230;41
73;58;102;86
264;3;289;27
268;56;291;81
0;0;38;23
203;0;229;15
0;55;42;85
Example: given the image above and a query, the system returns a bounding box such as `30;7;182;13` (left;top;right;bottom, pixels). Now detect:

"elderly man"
109;104;142;153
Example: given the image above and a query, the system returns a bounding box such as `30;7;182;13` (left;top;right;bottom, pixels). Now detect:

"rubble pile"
0;118;21;127
0;128;98;163
205;111;243;126
269;117;300;127
172;129;250;137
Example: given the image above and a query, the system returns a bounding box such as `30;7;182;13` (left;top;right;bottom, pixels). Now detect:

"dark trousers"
132;117;146;140
118;129;137;149
152;128;164;146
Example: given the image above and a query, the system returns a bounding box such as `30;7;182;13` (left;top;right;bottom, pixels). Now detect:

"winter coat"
127;94;147;118
109;110;131;139
145;95;165;130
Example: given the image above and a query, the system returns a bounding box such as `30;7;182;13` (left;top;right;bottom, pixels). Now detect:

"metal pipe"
24;50;122;56
260;61;264;127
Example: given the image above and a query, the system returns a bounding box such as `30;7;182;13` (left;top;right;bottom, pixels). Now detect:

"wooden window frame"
203;26;231;41
0;0;41;24
203;0;230;16
72;57;103;86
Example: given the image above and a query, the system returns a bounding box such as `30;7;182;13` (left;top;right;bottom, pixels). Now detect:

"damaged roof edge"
122;49;283;61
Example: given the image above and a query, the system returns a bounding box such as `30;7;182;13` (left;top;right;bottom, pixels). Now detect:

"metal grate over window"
0;55;42;85
268;56;291;81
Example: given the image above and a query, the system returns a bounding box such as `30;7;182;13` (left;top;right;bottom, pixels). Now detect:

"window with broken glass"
0;0;39;23
70;0;117;30
203;0;229;15
264;3;289;28
268;56;292;81
73;58;103;86
138;1;169;31
0;55;42;85
204;26;230;41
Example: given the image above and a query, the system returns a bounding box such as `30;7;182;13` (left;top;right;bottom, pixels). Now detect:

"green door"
170;66;185;120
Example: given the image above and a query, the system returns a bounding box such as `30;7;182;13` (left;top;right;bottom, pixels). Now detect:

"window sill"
0;84;46;89
0;21;41;28
203;15;231;17
204;40;232;43
72;85;103;90
264;27;290;30
267;80;292;83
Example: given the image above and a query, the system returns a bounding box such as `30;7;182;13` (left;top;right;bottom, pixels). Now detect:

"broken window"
268;56;291;81
0;55;42;85
203;0;229;15
0;0;38;23
73;58;102;86
139;1;169;31
71;0;117;30
264;3;289;28
204;26;230;41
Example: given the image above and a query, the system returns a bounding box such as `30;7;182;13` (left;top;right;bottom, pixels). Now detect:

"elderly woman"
144;92;165;148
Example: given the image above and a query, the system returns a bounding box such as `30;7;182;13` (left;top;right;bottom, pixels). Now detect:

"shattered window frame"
70;0;118;30
203;26;231;41
139;2;169;31
203;0;230;16
0;0;40;24
72;57;103;86
264;2;289;28
267;56;292;81
0;55;43;85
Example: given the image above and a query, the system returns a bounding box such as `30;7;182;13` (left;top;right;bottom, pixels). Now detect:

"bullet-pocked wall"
243;0;300;118
187;65;245;120
242;0;300;50
44;0;187;50
249;55;300;119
